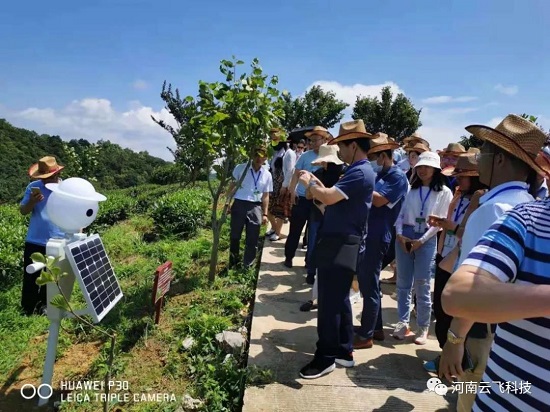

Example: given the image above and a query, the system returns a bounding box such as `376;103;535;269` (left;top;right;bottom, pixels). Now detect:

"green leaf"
212;112;230;123
50;294;71;311
46;256;56;267
30;253;46;264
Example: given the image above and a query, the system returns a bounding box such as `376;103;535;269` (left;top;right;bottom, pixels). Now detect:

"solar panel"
65;234;123;323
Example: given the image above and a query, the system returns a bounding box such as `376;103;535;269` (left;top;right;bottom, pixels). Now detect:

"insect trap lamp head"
46;177;107;235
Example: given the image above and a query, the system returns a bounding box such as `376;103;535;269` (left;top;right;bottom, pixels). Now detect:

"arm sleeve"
462;207;526;283
282;150;296;188
377;173;407;204
232;164;242;181
333;168;370;200
395;193;408;235
20;184;32;206
419;189;453;243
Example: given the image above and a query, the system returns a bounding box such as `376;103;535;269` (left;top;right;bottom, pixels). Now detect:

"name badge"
253;189;261;202
444;230;456;248
415;217;427;234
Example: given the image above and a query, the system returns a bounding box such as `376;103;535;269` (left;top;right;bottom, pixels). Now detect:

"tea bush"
150;189;210;239
0;205;28;286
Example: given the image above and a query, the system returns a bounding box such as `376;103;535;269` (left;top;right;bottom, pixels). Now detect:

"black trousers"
284;197;313;261
21;242;47;315
316;259;355;361
433;253;453;349
229;200;262;268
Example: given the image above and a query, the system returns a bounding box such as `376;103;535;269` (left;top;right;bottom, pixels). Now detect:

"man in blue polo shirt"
297;119;375;379
284;126;329;268
353;133;409;349
20;156;66;315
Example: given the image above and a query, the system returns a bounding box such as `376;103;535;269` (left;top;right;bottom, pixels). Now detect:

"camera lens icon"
20;383;53;400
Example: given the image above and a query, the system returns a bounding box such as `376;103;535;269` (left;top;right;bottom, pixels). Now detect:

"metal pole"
37;319;61;406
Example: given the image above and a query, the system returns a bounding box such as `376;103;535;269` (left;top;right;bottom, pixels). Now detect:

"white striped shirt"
463;200;550;411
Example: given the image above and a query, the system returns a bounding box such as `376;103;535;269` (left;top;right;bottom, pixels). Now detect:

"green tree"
158;57;284;282
152;84;209;187
459;134;483;150
352;86;422;142
280;85;348;132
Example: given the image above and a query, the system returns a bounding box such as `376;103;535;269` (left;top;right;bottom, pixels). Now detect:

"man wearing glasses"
284;126;330;268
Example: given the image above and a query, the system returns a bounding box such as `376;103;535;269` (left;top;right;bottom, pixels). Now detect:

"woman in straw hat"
394;151;453;344
440;114;547;412
423;154;487;371
20;156;66;315
297;119;375;379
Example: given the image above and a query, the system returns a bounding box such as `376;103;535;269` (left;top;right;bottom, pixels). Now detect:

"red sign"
152;261;173;324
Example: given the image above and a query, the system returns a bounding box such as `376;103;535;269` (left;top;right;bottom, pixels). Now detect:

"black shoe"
335;353;355;368
299;358;335;379
300;300;318;312
284;259;293;268
305;275;315;285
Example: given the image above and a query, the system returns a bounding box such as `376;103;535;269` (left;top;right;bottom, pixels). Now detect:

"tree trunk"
209;220;221;283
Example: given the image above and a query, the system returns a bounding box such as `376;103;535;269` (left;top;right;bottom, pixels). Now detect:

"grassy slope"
0;209;260;412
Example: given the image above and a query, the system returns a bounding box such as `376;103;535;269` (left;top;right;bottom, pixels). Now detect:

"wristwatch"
447;329;465;345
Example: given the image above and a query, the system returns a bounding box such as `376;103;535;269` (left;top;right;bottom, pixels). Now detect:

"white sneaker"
393;322;410;340
269;233;280;241
414;327;429;345
266;229;275;236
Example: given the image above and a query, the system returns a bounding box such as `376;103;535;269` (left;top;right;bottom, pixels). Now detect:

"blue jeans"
306;220;321;277
395;225;437;328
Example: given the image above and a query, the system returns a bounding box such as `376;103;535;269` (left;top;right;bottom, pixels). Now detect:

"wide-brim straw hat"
465;114;547;176
404;142;430;153
467;147;480;155
451;153;479;177
328;119;373;145
28;156;64;179
403;132;424;145
414;151;441;170
304;125;331;139
535;150;550;178
312;144;344;165
367;132;400;155
438;142;466;157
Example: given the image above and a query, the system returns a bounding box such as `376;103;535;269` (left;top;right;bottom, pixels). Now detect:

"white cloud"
494;84;518;96
132;79;149;90
11;98;177;160
421;95;478;104
310;81;480;150
306;80;404;106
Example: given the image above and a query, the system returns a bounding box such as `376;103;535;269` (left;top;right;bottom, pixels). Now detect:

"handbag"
314;234;362;272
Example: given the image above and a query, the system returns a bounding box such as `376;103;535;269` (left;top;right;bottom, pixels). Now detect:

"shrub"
0;205;27;286
89;192;137;231
150;189;210;239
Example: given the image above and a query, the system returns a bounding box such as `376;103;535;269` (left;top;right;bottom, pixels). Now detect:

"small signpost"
152;261;173;324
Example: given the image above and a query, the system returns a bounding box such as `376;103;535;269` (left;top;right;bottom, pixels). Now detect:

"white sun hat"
46;177;107;201
414;151;442;170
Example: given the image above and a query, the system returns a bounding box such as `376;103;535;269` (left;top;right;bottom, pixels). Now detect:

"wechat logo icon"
427;377;448;396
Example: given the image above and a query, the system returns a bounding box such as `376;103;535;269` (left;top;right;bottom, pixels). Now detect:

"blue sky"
1;0;549;160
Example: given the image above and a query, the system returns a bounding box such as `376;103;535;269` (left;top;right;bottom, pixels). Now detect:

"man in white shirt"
228;146;273;268
439;114;546;412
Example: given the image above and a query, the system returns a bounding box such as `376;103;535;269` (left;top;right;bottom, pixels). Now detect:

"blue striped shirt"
462;200;550;411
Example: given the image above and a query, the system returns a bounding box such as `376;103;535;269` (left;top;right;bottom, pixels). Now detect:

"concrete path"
243;227;457;411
